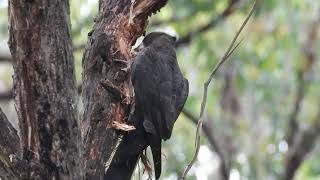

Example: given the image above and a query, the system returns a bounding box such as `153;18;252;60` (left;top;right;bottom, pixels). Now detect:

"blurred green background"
0;0;320;179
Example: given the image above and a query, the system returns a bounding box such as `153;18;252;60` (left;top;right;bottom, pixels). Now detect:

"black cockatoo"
104;32;189;180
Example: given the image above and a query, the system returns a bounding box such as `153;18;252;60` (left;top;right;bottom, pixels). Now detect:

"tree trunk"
7;0;81;179
81;0;169;179
1;0;169;179
0;108;20;179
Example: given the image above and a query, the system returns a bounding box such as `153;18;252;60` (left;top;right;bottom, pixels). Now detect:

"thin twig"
182;108;230;180
181;0;258;179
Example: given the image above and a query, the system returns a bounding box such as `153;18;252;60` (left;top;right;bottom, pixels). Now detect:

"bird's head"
133;32;177;54
142;32;177;47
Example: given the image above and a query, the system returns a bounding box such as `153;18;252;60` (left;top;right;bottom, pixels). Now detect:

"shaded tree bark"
0;108;20;179
7;0;81;179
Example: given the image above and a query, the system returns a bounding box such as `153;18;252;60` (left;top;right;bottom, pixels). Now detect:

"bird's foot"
111;121;136;131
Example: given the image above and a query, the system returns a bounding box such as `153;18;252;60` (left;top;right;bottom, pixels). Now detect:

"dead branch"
181;0;258;179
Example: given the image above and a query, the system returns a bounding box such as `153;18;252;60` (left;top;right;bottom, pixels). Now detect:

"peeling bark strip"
81;0;169;179
8;0;81;179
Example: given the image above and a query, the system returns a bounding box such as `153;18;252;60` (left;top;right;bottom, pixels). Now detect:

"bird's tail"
104;152;140;180
104;121;148;180
148;135;162;180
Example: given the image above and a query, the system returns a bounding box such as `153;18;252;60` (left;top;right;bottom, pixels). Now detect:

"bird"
104;32;189;180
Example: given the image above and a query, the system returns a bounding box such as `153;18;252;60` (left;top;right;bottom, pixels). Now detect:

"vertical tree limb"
81;0;169;179
286;14;320;147
0;108;20;179
282;111;320;180
282;13;320;180
8;0;81;179
0;108;19;156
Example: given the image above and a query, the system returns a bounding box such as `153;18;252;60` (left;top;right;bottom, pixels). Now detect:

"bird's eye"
170;36;178;43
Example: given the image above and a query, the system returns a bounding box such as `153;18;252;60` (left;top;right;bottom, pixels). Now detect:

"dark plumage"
104;32;189;180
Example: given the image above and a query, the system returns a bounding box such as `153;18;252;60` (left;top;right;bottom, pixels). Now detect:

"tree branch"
182;109;230;180
286;14;320;148
150;16;186;26
176;0;240;46
282;13;320;180
0;108;19;156
0;108;20;179
0;54;12;63
282;111;320;180
0;90;12;101
182;0;257;178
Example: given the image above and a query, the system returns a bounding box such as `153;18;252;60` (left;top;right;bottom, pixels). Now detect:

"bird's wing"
164;60;189;137
131;49;175;140
173;59;189;119
174;78;189;121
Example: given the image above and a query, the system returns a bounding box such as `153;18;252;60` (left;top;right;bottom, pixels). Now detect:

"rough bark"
8;0;81;179
81;0;169;179
0;108;19;155
0;108;20;179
